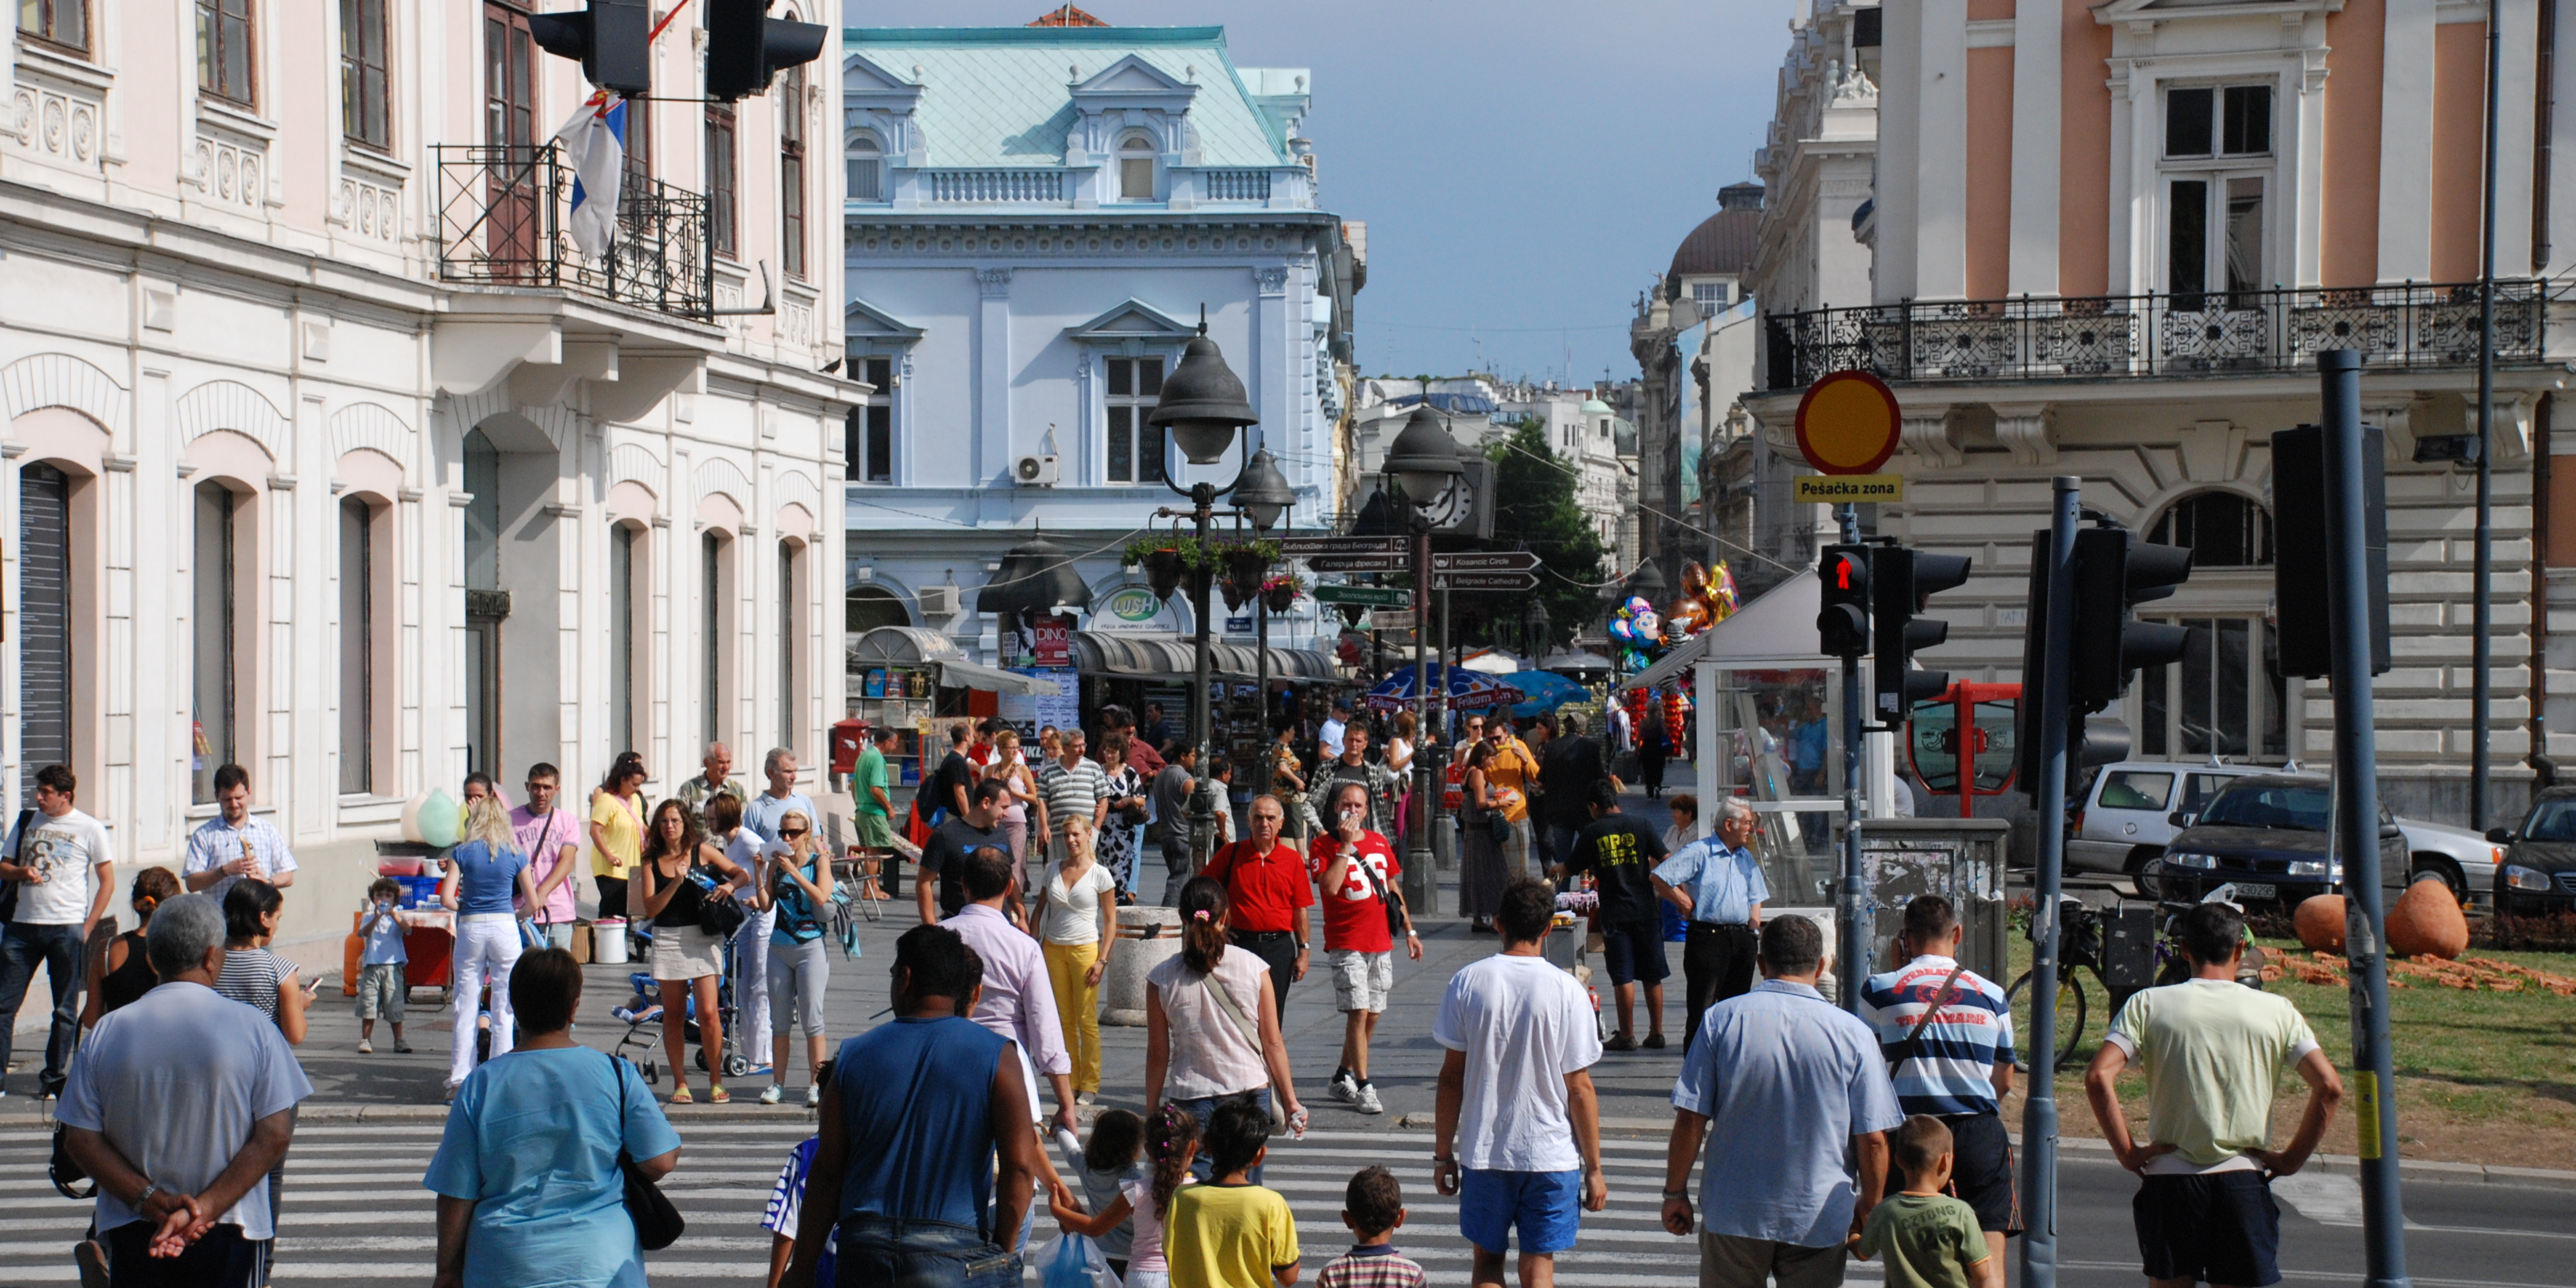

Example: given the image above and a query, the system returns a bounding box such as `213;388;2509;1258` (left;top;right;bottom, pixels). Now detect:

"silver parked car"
2068;759;2496;901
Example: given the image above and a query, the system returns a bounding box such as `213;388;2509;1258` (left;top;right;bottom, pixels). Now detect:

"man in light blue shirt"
183;764;299;902
1660;915;1903;1288
1651;797;1769;1054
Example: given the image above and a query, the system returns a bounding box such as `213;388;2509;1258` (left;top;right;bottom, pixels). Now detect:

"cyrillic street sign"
1311;584;1410;607
1278;535;1402;557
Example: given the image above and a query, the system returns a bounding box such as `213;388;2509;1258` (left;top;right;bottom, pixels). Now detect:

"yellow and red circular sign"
1794;370;1903;475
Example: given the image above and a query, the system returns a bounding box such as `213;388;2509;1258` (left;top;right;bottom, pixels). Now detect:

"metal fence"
434;143;713;322
1763;280;2549;390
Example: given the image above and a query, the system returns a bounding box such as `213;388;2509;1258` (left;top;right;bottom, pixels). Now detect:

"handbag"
695;874;748;939
0;808;31;925
49;1115;94;1200
607;1052;685;1250
1351;846;1408;940
1486;808;1513;845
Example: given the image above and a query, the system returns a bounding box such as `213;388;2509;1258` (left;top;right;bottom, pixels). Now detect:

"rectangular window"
339;496;375;795
340;0;391;151
612;523;636;756
1105;356;1165;484
19;0;89;52
197;0;256;106
707;102;738;260
704;532;727;748
17;464;74;801
2223;176;2264;296
853;356;893;483
780;68;806;280
622;96;653;202
2168;179;2208;299
2165;87;2213;158
779;541;798;753
194;482;241;805
2167;83;2270;158
846;138;883;201
2138;616;2286;761
2222;85;2272;156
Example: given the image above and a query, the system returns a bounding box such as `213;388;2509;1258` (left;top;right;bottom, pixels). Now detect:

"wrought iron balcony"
1763;280;2549;391
433;143;713;322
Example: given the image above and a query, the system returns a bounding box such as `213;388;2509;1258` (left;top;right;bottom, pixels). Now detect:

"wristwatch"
1293;941;1308;951
136;1181;161;1209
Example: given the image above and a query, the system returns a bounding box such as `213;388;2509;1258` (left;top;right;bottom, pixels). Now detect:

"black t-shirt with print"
1563;814;1670;925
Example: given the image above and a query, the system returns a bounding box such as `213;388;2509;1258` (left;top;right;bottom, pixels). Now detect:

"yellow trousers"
1043;939;1103;1095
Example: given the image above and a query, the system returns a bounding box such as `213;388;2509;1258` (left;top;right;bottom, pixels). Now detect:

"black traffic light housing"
706;0;830;102
528;0;654;96
2272;423;2392;679
1871;546;1972;723
2017;524;2198;801
1816;545;1871;659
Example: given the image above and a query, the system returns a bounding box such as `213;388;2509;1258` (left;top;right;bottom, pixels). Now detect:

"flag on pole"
556;90;626;258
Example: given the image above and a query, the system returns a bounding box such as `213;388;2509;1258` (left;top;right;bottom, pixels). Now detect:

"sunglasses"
780;828;808;839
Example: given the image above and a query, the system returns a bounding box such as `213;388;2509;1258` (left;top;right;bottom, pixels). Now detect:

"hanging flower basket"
1143;549;1183;600
1224;544;1272;593
1182;564;1214;603
1263;584;1298;613
1219;576;1251;612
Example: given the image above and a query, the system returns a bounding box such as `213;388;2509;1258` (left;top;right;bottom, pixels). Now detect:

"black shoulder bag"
0;807;31;926
1352;845;1408;940
609;1051;685;1250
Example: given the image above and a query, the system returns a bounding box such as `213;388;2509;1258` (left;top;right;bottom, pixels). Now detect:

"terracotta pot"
2293;894;2346;953
1144;549;1182;600
2387;877;2469;959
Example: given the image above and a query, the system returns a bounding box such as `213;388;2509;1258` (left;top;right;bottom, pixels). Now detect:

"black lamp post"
1382;405;1467;915
1146;323;1287;872
977;529;1094;670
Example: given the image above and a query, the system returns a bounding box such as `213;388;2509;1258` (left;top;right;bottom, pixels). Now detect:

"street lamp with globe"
1145;322;1293;871
1380;405;1466;915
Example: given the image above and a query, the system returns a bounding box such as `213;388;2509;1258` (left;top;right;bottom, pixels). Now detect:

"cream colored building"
3;0;851;944
1740;0;2575;824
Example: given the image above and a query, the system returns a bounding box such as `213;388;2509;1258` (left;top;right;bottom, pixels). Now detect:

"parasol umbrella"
1363;664;1525;711
1502;670;1590;717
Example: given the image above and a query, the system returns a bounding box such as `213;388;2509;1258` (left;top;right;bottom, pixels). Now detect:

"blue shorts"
1459;1168;1583;1255
1598;919;1670;986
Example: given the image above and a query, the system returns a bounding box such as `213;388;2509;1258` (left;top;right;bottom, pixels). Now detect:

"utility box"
1852;818;2012;985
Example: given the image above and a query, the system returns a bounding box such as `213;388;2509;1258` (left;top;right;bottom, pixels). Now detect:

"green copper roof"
845;27;1291;170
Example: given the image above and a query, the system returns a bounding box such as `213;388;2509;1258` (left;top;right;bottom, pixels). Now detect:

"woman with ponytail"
1143;876;1306;1181
1049;1103;1201;1288
82;866;180;1026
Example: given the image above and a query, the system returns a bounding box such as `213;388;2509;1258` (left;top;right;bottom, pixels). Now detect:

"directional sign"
1433;551;1541;572
1432;571;1541;591
1370;609;1417;631
1312;584;1411;607
1307;554;1409;573
1278;535;1401;557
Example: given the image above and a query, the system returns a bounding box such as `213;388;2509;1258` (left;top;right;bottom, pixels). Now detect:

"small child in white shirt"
356;876;411;1053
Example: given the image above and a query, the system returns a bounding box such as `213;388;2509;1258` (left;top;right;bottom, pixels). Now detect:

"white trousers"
449;914;523;1088
733;906;776;1051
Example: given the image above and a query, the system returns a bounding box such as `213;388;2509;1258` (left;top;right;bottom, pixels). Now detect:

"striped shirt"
1858;954;2014;1117
214;946;297;1025
1036;757;1110;836
1317;1246;1428;1288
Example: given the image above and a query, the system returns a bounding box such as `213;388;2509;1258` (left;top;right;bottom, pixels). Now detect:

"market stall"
1072;630;1345;765
848;626;1064;790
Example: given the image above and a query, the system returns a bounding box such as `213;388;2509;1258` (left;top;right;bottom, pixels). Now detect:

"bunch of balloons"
1607;594;1663;672
1662;561;1740;639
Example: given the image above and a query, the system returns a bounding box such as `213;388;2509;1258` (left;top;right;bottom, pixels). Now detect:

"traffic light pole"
2018;476;2082;1288
1835;504;1867;1013
2321;350;2414;1288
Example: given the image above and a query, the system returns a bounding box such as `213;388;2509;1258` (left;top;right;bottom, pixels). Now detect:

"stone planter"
1100;904;1184;1026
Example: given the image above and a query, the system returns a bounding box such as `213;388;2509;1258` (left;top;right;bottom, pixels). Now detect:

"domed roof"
1669;182;1764;280
1579;398;1613;414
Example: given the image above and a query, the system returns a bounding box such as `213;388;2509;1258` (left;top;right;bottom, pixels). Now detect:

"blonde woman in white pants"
438;794;542;1095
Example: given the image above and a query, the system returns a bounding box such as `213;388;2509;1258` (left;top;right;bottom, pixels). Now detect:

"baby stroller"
609;921;749;1084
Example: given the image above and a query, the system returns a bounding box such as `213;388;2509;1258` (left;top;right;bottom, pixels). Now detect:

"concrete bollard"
1101;905;1184;1026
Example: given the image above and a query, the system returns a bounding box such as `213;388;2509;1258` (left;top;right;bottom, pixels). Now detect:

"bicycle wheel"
2005;967;2090;1071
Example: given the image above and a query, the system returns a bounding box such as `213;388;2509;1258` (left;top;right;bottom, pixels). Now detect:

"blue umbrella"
1502;670;1590;717
1364;664;1525;711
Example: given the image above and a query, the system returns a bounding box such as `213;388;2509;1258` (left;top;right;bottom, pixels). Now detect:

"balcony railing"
433;143;713;322
1763;280;2549;390
1202;169;1270;202
926;169;1066;202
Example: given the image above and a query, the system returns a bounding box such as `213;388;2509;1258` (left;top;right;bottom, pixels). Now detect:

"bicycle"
2005;897;2109;1071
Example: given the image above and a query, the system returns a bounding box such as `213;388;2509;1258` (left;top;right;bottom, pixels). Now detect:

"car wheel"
2134;855;2169;901
2411;857;2467;903
2124;846;2164;875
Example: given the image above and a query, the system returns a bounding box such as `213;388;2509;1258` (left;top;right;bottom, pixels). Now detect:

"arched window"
846;130;883;202
2148;491;2273;567
1118;133;1155;201
846;584;909;633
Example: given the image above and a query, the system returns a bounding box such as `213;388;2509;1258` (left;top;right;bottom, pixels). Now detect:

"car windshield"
2196;783;2330;831
2523;798;2576;842
2097;771;2174;811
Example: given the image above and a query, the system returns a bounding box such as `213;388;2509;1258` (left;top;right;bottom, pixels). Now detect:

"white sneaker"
1329;1071;1358;1104
805;1083;822;1108
1354;1083;1384;1115
357;1039;373;1054
758;1083;785;1105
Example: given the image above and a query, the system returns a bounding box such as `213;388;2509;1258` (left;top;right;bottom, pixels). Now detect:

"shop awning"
1074;631;1342;682
1621;570;1832;691
849;626;1062;695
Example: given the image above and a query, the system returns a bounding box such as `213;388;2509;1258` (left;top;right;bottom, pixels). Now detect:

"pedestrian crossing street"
2;1122;1892;1286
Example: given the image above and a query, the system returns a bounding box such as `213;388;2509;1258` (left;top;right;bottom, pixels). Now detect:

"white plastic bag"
1027;1232;1121;1288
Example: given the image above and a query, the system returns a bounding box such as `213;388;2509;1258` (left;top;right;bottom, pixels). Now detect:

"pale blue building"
839;23;1360;666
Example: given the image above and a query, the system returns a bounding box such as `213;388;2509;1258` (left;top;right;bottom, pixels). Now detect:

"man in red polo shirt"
1202;794;1313;1016
1311;780;1422;1116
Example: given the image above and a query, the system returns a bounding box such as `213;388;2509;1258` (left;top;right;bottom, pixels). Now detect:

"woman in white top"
1143;875;1306;1181
987;729;1038;876
1036;815;1117;1102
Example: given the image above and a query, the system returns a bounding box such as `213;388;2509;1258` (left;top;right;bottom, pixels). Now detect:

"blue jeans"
1173;1088;1272;1183
0;921;84;1094
833;1215;1020;1288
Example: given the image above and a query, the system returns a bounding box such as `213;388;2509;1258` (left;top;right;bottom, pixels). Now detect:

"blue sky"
845;0;1800;385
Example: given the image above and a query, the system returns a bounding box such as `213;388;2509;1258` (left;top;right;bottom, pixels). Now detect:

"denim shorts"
834;1215;1020;1288
1459;1167;1583;1256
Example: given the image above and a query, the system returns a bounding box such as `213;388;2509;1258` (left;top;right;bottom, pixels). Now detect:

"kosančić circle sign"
1794;370;1904;476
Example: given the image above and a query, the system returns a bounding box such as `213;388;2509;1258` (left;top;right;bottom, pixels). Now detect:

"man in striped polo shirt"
1857;895;2019;1268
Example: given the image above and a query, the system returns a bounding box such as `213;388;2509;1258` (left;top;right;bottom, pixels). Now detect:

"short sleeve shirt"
1859;956;2014;1117
1430;953;1603;1172
510;805;582;924
1201;840;1314;935
1654;837;1769;926
2105;978;2320;1169
183;814;297;904
590;791;642;879
853;747;891;816
1306;831;1401;954
1038;861;1117;946
1166;1183;1300;1288
1037;758;1111;834
7;807;114;925
742;791;818;847
449;838;531;916
762;1138;839;1283
1562;815;1668;924
1856;1193;1989;1288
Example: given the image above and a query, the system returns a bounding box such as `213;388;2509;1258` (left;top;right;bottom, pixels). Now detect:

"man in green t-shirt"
2085;902;2343;1288
851;727;900;897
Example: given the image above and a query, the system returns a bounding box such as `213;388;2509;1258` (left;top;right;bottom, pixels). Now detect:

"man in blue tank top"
782;924;1046;1288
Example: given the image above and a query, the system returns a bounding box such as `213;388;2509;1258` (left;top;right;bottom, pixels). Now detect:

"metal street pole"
2018;476;2082;1288
2471;0;2500;828
1189;488;1220;871
2322;350;2414;1288
1835;501;1869;1015
1256;585;1270;763
1408;516;1437;911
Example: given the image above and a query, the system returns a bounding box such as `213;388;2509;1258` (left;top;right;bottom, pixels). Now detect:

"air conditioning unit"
918;585;961;617
1015;453;1060;486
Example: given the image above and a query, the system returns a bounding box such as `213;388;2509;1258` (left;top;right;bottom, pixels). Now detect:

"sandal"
669;1085;694;1105
709;1084;731;1105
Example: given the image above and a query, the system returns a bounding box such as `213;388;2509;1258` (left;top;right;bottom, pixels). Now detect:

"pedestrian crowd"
7;704;2345;1288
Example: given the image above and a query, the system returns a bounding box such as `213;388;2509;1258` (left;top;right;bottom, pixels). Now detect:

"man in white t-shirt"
1318;698;1351;762
1431;877;1606;1288
2087;901;2342;1288
183;764;300;902
0;763;117;1098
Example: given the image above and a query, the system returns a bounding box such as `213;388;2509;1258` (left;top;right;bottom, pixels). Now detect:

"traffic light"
2272;423;2392;679
1816;544;1871;659
528;0;653;96
705;0;830;102
2068;527;2195;712
1871;546;1972;723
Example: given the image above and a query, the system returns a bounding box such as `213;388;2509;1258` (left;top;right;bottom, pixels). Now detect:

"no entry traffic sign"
1794;370;1904;475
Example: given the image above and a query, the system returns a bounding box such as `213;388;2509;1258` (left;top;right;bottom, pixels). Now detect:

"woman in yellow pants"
1036;816;1118;1099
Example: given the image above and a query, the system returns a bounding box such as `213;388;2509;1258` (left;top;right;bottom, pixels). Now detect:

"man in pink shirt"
941;847;1079;1139
509;762;584;948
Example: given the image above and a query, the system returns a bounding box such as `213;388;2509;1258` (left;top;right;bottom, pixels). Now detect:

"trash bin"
1100;906;1183;1027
